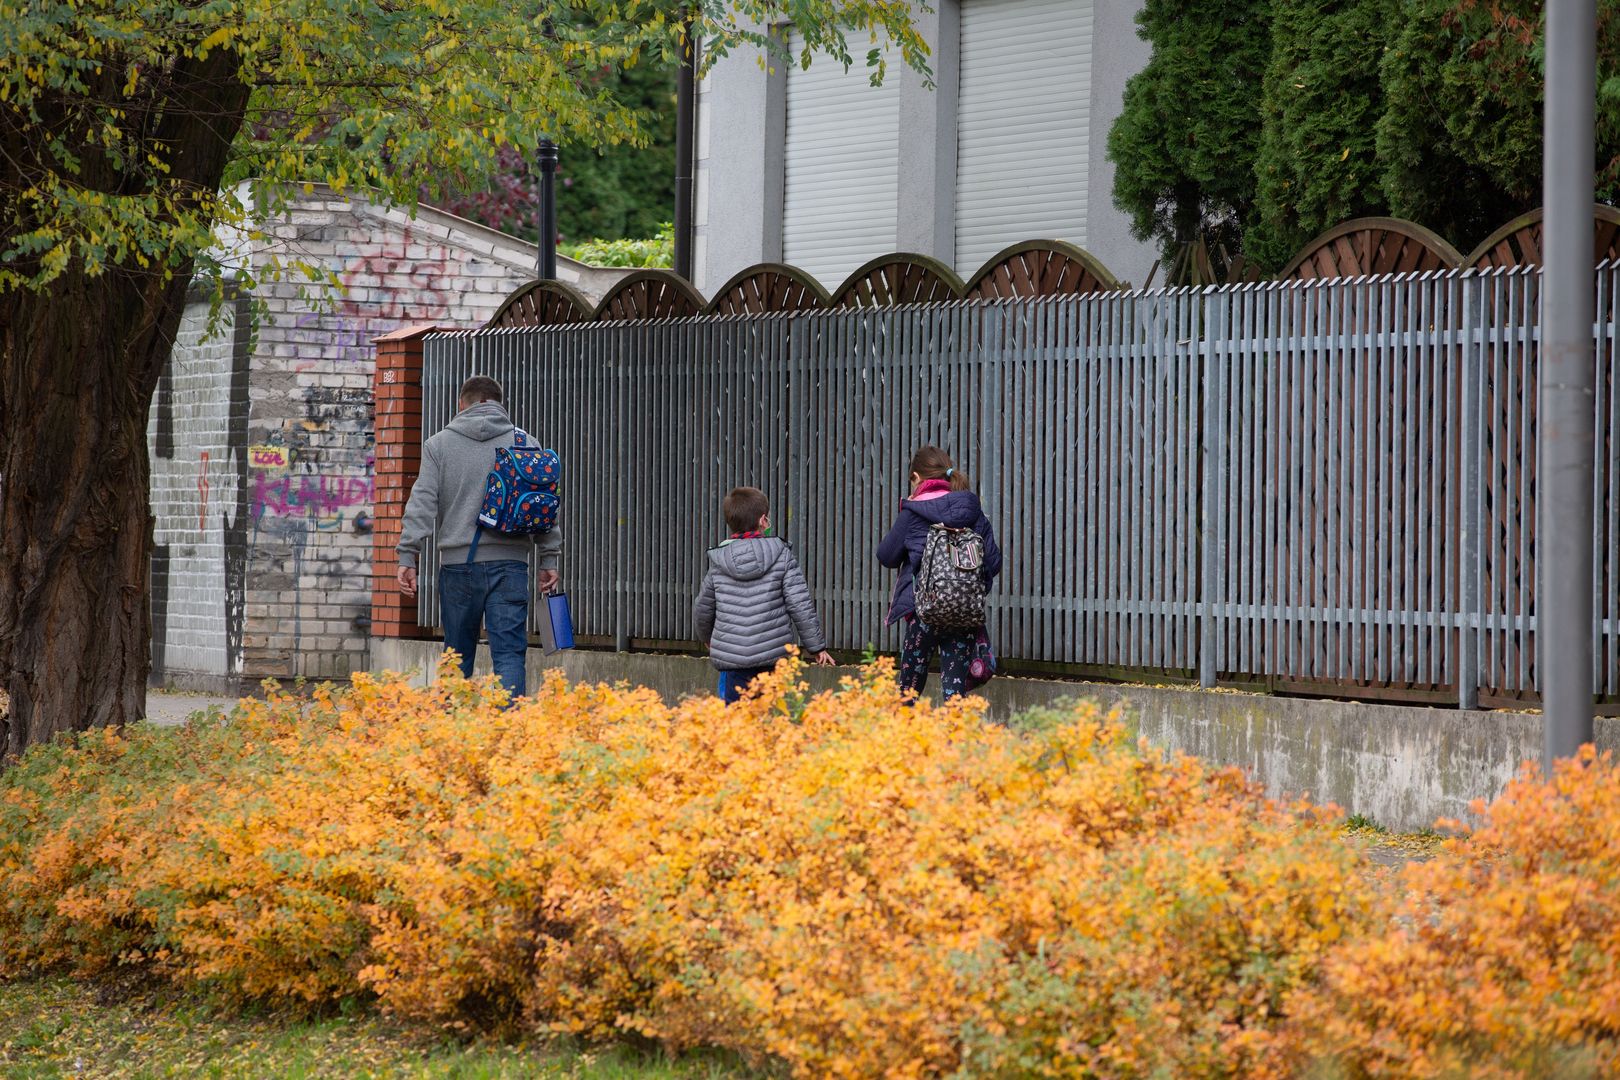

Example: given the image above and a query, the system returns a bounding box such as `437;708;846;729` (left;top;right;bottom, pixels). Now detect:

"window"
955;0;1094;275
782;31;902;288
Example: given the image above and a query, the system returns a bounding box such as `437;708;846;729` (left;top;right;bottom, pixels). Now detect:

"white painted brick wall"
147;300;240;678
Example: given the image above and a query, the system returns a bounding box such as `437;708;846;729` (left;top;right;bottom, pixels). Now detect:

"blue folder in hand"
538;590;574;653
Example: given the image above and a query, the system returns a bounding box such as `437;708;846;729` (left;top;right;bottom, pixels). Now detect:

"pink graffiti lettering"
286;226;466;365
253;473;374;519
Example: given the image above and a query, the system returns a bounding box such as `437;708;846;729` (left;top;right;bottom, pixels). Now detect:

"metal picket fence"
417;266;1620;705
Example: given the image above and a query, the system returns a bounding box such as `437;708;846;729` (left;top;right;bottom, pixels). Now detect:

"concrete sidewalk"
144;692;241;728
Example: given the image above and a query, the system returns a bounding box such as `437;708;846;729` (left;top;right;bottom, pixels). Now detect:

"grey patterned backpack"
914;523;987;628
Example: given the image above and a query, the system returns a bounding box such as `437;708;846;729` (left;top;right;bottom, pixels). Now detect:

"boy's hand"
812;650;835;666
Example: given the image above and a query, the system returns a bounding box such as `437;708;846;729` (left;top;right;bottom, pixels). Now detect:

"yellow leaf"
199;26;234;52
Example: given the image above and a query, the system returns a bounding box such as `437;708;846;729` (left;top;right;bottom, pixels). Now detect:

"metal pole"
1459;276;1482;710
1198;291;1222;688
673;21;699;281
1540;0;1597;769
537;140;559;281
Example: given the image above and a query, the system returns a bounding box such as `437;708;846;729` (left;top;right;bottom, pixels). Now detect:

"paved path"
1363;845;1427;869
144;693;241;728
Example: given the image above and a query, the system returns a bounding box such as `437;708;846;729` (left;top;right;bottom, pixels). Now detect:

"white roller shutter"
955;0;1093;276
782;30;900;288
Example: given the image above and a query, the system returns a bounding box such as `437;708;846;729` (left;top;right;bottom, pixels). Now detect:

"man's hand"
397;565;417;598
812;650;835;666
537;568;560;593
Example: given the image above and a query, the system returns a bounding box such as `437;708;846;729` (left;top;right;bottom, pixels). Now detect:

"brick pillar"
372;324;446;640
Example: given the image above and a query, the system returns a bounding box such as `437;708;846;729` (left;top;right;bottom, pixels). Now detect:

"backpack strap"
467;428;525;563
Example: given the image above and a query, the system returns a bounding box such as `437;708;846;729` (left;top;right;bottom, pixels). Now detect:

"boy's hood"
708;536;787;581
446;402;514;442
903;490;984;528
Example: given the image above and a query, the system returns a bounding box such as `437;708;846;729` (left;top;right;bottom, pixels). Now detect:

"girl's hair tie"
945;467;954;478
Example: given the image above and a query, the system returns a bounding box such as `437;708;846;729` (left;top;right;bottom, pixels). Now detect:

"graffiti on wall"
253;472;374;523
232;206;517;676
197;451;211;533
289;226;460;369
342;226;456;320
250;445;291;469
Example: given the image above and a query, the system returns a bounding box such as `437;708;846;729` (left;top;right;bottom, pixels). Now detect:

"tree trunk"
0;48;249;762
0;269;194;760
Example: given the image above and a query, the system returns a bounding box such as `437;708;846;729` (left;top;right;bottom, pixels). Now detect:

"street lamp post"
673;20;699;281
1540;0;1598;769
537;139;559;281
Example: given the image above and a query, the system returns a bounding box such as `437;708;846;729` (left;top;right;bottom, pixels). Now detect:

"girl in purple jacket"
876;446;1002;699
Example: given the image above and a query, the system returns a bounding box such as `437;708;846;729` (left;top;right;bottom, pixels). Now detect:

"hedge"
2;659;1617;1077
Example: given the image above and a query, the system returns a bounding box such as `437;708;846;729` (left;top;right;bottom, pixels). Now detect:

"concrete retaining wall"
371;638;1616;832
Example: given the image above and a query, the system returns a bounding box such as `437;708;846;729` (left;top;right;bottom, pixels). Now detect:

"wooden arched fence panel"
488;210;1620;328
705;263;831;316
1279;217;1463;280
594;270;705;321
964;240;1121;300
832;254;965;309
1464;205;1620;269
484;280;594;328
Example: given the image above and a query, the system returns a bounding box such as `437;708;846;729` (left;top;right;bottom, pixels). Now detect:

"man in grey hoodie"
694;486;833;703
397;376;562;697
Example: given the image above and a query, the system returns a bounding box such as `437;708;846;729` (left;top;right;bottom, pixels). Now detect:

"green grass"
0;974;756;1079
1340;813;1387;834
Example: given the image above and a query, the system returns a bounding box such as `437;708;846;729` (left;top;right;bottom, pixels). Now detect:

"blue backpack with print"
468;428;560;560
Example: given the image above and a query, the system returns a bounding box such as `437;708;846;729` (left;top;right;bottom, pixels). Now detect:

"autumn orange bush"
2;658;1610;1077
1260;744;1620;1079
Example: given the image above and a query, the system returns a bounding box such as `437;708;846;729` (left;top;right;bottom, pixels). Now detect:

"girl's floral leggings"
898;619;993;699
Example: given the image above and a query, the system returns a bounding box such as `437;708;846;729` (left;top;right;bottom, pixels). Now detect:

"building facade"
147;188;621;691
692;0;1156;294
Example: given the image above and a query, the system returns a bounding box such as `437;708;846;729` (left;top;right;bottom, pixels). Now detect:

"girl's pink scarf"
910;478;952;500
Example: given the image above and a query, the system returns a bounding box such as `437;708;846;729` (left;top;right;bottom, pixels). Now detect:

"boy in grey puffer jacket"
694;487;833;702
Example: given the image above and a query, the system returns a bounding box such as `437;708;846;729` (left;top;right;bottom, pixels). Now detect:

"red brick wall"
371;325;442;640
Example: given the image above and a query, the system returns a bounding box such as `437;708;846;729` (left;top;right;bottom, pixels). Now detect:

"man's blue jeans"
438;560;529;698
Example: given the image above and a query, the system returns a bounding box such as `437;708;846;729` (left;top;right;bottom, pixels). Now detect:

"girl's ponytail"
909;445;972;492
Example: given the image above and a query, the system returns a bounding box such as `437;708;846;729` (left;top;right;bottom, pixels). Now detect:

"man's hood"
903;490;984;527
708;536;787;581
446;402;515;442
